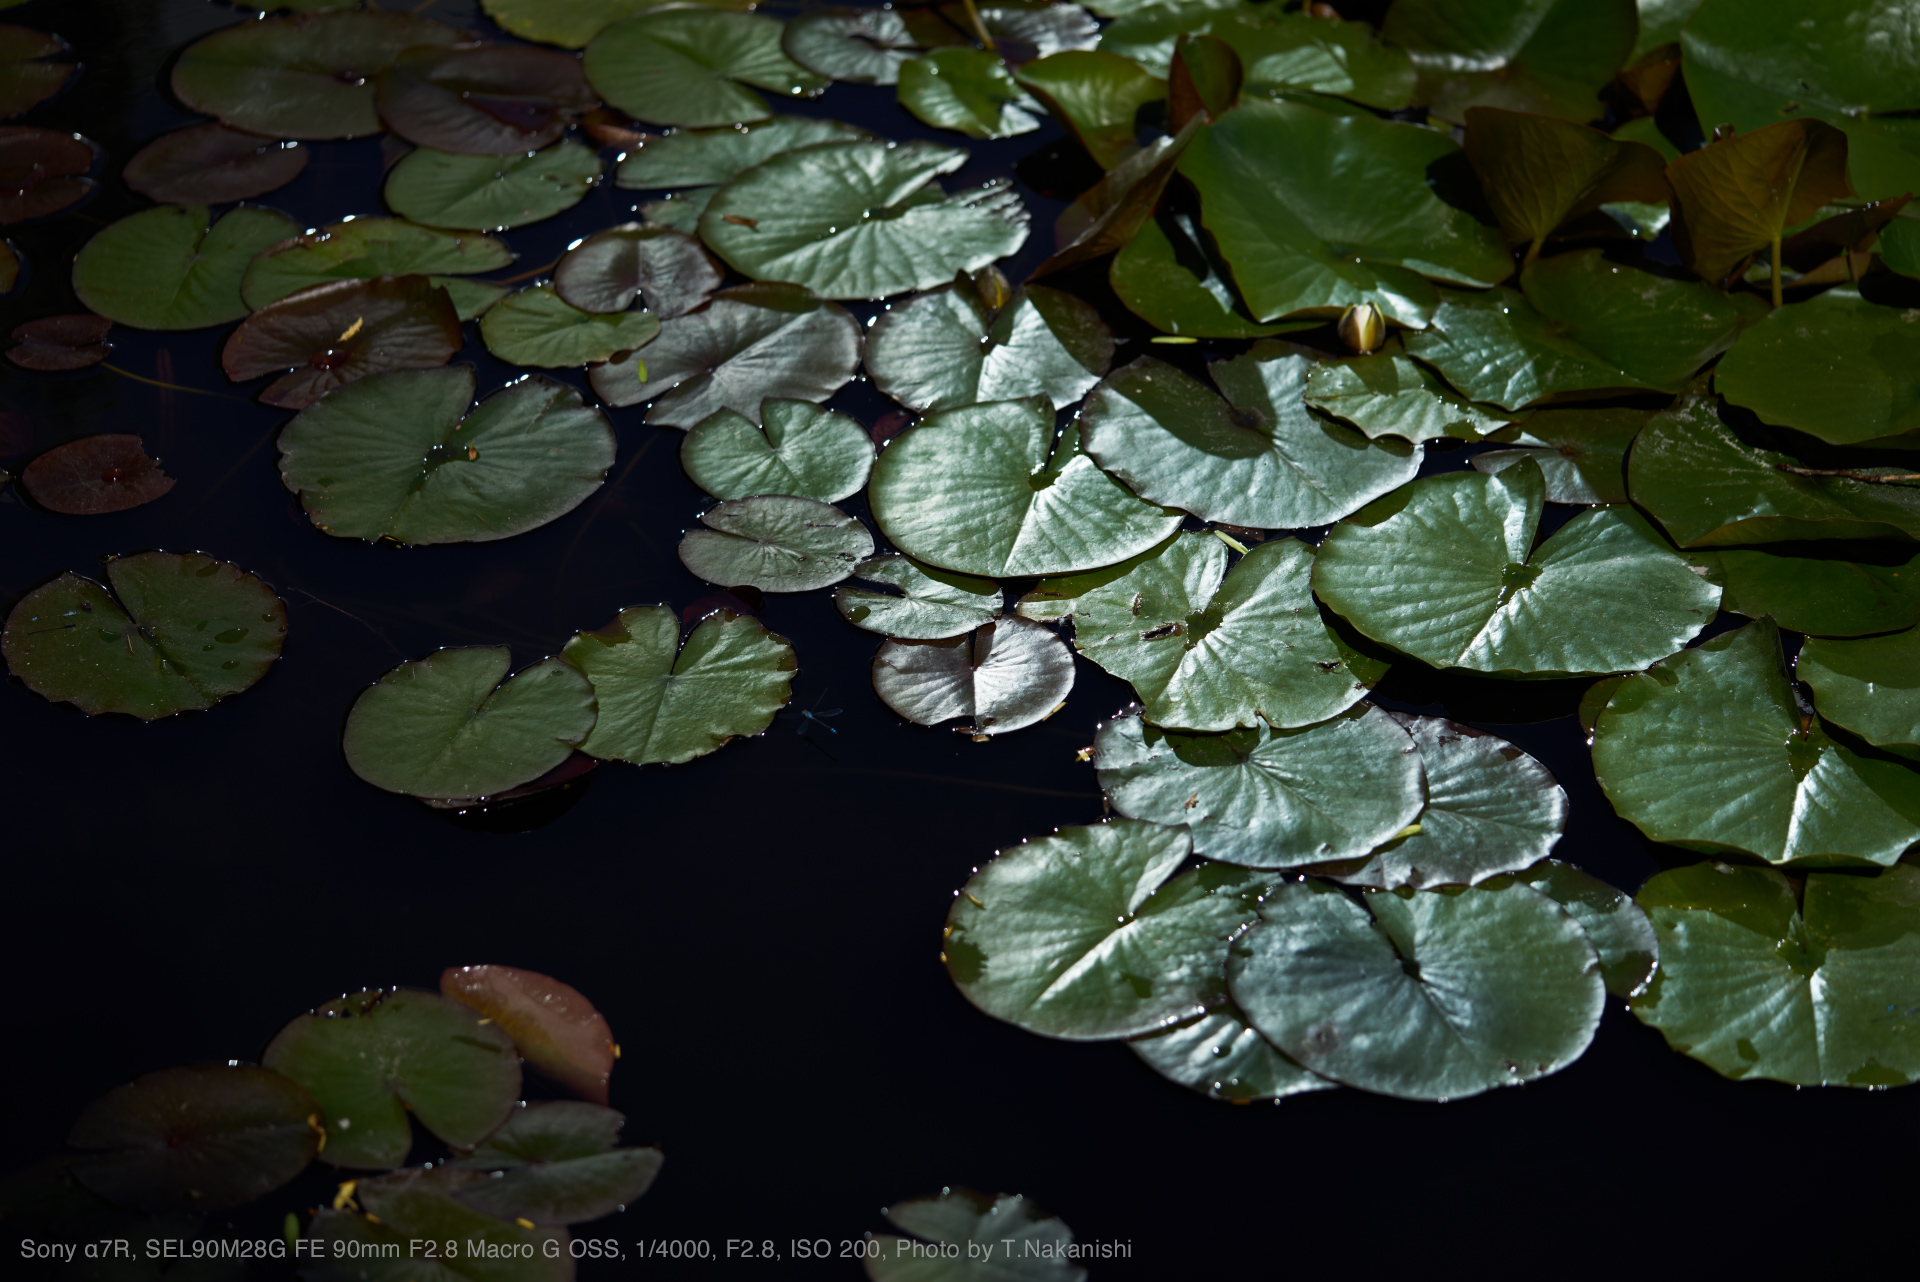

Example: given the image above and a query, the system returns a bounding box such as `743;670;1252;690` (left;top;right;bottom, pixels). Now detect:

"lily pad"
677;495;873;592
1016;50;1164;169
866;276;1112;412
441;966;617;1105
67;1065;320;1214
869;1189;1086;1282
2;551;286;721
375;42;597;155
1799;627;1920;760
584;9;826;128
943;819;1266;1040
307;1165;569;1279
277;366;616;545
72;205;298;330
264;988;522;1168
868;398;1183;578
240;217;514;319
1093;707;1425;868
480;0;708;50
699;139;1029;301
1041;119;1202;281
1302;352;1517;444
479;284;658;368
1179;97;1510;326
1127;1001;1334;1103
1715;286;1920;450
615;114;869;190
561;604;795;765
342;646;597;802
679;399;872;502
1402;251;1743;410
6;313;110;371
0;126;92;223
1381;0;1638;123
1079;346;1421;528
1110;207;1309;339
871;616;1074;736
450;1103;661;1226
384;139;600;232
1518;859;1657;998
223;275;463;409
551;223;720;318
19;435;171;515
1592;618;1920;867
1706;546;1920;637
835;557;1004;641
588;283;862;427
1470;406;1644;504
1227;876;1604;1100
171;9;461;139
1632;861;1920;1086
1462;106;1668;256
1666;119;1852;291
1314;458;1720;675
122;122;306;205
782;8;927;86
899;47;1043;139
0;24;73;119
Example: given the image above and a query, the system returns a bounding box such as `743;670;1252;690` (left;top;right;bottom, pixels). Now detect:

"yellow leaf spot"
338;317;364;343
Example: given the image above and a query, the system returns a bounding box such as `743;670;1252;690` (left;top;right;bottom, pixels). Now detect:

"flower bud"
1337;302;1386;354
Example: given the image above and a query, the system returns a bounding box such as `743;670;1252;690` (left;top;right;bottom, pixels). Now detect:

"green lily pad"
240;217;514;318
1402;251;1743;410
1110;208;1316;339
1592;618;1920;867
1179;97;1510;326
1100;3;1412;111
869;1189;1084;1282
1313;459;1719;675
1470;406;1645;504
264;988;522;1168
222;275;463;410
1880;216;1920;278
72;205;299;331
307;1165;570;1279
871;617;1074;736
1020;532;1387;731
481;0;737;49
342;646;597;801
1303;352;1518;444
868;398;1183;578
384;139;601;231
67;1065;319;1214
898;47;1043;139
0;25;73;120
1228;877;1604;1100
583;9;826;128
1518;859;1657;998
1666;119;1852;290
1632;861;1920;1086
1094;707;1425;868
1318;713;1567;890
375;42;597;156
699;139;1029;301
679;399;872;502
440;965;617;1105
1127;1001;1334;1103
678;495;873;592
551;223;720;318
450;1103;661;1226
1016;50;1164;169
1799;627;1920;760
865;276;1112;412
1715;286;1920;450
1040;119;1201;281
278;367;615;545
1381;0;1638;123
1462;106;1669;256
1704;546;1920;637
944;819;1266;1040
479;284;658;368
834;556;1005;640
1078;346;1421;528
644;191;711;233
2;551;287;721
561;605;795;765
588;283;861;427
615;114;869;189
782;8;926;86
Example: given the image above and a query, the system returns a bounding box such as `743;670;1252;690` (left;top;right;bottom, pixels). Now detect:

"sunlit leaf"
18;434;171;514
1109;207;1310;338
899;47;1043;139
440;967;617;1105
1381;0;1638;123
584;9;826;128
451;1102;661;1226
1798;626;1920;760
865;276;1112;412
0;126;93;223
1666;119;1852;288
1715;285;1920;449
1462;106;1667;255
614;114;869;189
384;139;600;231
1127;1001;1334;1104
122;122;305;205
1015;50;1164;169
1039;122;1199;280
307;1166;570;1278
678;494;873;592
835;556;1004;641
1703;546;1920;637
72;205;298;330
679;399;872;503
375;43;596;157
782;8;927;86
241;216;514;319
1518;859;1657;998
1302;352;1517;444
479;284;658;368
480;0;730;50
868;1189;1085;1282
1100;3;1414;109
872;616;1074;736
552;223;720;318
223;275;463;409
1469;406;1647;503
0;24;74;119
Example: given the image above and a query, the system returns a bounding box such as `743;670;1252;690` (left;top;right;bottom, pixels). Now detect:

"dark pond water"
2;1;1912;1277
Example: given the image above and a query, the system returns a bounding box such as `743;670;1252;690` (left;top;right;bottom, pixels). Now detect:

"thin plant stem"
1771;236;1784;310
960;0;996;50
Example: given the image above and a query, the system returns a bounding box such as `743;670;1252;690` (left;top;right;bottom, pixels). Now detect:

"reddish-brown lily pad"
441;964;617;1106
222;274;463;409
20;434;171;514
0;25;74;120
376;42;599;156
8;313;110;370
0;125;93;223
123;122;307;205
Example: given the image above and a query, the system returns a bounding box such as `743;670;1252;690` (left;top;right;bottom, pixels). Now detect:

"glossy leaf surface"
1470;406;1644;504
865;279;1112;413
375;42;597;156
1519;859;1657;998
834;556;1004;641
384;139;600;231
898;47;1043;139
552;222;720;318
868;1189;1085;1282
1798;627;1920;759
679;400;872;503
1462;106;1667;252
584;9;826;128
1665;119;1852;286
1715;286;1920;449
678;495;873;592
1303;352;1516;444
451;1102;661;1226
783;8;926;86
1127;1001;1334;1103
615;114;869;189
479;284;658;368
872;616;1074;736
240;217;513;315
19;435;172;515
1707;546;1920;637
1016;50;1164;169
1381;0;1637;123
223;275;463;409
122;122;306;205
440;967;617;1105
72;205;298;330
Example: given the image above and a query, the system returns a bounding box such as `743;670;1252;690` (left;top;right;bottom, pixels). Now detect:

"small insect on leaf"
338;317;364;343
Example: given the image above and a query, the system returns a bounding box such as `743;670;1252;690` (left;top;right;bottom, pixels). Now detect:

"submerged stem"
1771;236;1783;310
960;0;996;50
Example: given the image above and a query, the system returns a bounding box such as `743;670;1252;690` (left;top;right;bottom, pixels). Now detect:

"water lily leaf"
835;556;1004;640
1127;1001;1334;1103
869;1189;1085;1282
977;3;1103;58
72;205;298;331
479;284;657;368
1094;706;1425;868
872;616;1074;736
584;9;826;128
441;966;616;1105
343;646;596;802
898;47;1043;139
1109;207;1309;339
171;10;460;140
2;551;286;721
680;399;872;502
314;1166;570;1277
1715;286;1920;450
384;138;600;231
1463;106;1668;255
1666;119;1852;288
1632;861;1920;1086
783;8;927;86
450;1103;661;1226
1302;352;1517;444
1228;876;1604;1100
1880;215;1920;278
1799;627;1920;760
1705;546;1920;637
1168;32;1241;130
122;122;305;205
561;605;794;766
944;819;1267;1040
868;398;1183;577
1319;712;1567;890
590;283;859;428
1592;618;1920;867
552;223;719;318
264;988;522;1167
19;434;170;514
1079;345;1421;528
0;25;73;119
1470;406;1645;503
241;217;514;318
699;139;1030;301
0;126;92;223
1381;0;1638;123
678;494;873;592
1627;382;1920;545
67;1065;319;1214
615;114;869;189
1016;50;1163;169
1020;532;1387;730
376;42;597;156
866;278;1112;412
1313;458;1721;675
481;0;740;50
1038;118;1202;281
223;275;462;409
6;313;110;371
1099;3;1413;110
1518;859;1657;997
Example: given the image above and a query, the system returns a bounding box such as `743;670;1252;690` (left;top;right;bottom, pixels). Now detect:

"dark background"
2;1;1912;1276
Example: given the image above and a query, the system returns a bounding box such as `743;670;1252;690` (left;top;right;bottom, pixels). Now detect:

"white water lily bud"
1337;302;1386;354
